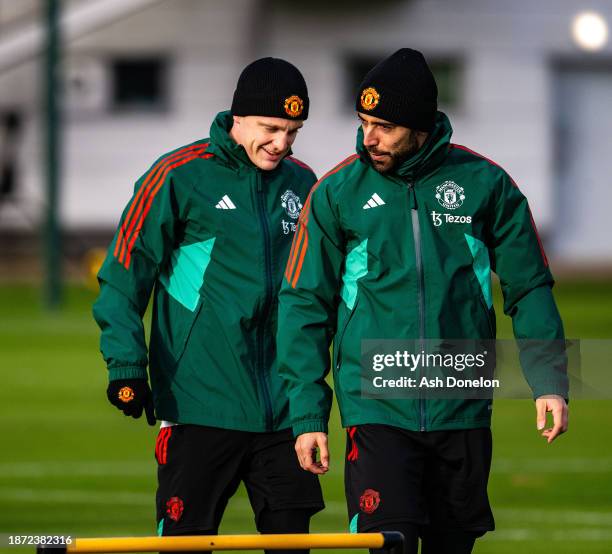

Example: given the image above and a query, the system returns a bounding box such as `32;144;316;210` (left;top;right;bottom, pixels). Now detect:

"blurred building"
0;0;611;264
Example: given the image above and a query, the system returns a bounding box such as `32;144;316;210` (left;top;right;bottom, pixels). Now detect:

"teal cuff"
108;366;148;381
292;419;328;437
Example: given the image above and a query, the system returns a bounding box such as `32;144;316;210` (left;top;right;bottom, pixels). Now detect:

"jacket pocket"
174;298;204;363
151;286;205;365
478;293;495;338
334;297;360;371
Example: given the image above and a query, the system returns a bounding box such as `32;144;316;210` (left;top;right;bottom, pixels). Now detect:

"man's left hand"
535;394;568;444
107;378;156;426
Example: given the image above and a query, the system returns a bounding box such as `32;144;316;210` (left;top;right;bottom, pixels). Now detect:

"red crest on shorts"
166;496;184;522
359;489;380;514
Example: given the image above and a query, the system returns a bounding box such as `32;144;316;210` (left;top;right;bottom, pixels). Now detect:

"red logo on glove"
359;489;381;514
117;386;134;403
166;496;184;522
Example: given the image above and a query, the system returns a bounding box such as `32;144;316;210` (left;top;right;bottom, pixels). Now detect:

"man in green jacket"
93;58;323;549
277;49;569;554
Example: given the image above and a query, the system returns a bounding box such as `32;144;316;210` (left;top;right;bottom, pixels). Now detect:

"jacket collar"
207;110;293;173
356;111;453;182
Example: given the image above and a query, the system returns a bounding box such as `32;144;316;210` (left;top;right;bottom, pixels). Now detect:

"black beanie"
231;57;309;120
356;48;438;131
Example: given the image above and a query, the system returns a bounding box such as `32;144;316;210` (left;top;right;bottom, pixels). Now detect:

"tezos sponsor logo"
431;210;472;227
282;220;298;235
281;190;303;235
435;181;465;209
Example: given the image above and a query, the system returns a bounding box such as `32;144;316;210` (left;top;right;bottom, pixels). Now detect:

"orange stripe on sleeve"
285;223;306;282
528;209;549;267
117;146;206;262
285;154;359;287
291;228;309;288
286;155;314;173
300;154;358;224
115;144;207;263
451;144;548;266
119;146;208;263
123;151;206;269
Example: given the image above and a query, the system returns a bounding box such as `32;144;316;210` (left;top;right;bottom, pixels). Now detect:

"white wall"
1;0;611;261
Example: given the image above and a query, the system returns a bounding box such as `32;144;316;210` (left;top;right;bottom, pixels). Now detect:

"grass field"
1;280;612;553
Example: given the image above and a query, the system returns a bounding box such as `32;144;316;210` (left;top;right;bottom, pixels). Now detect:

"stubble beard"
369;132;421;175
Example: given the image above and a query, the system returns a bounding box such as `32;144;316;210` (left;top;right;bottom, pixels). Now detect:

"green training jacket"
93;111;316;432
277;111;568;436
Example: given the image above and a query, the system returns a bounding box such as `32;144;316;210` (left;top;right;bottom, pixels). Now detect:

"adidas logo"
363;193;386;210
215;195;236;210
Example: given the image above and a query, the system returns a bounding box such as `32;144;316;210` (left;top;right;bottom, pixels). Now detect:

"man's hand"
535;394;568;443
107;378;156;426
295;432;329;474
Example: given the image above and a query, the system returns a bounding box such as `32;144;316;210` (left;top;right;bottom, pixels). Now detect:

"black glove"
106;378;156;426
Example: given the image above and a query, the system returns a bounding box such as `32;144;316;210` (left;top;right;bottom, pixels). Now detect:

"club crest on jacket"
281;190;303;219
435;181;465;210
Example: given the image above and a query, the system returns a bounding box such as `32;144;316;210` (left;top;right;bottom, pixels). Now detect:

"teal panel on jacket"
340;239;368;309
464;233;492;308
159;238;216;312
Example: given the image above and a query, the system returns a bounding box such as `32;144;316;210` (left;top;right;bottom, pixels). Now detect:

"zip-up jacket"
277;111;568;436
93;111;316;432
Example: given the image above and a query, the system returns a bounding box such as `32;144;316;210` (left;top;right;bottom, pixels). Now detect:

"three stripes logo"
363;193;385;210
113;143;212;270
215;195;236;210
155;427;172;465
347;426;359;462
285;154;360;289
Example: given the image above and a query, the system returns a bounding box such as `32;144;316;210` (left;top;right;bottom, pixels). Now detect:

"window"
431;59;463;110
110;57;168;112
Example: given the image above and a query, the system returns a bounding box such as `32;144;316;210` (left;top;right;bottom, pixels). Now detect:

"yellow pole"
66;533;389;552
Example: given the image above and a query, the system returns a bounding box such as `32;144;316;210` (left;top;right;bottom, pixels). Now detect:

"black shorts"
155;425;324;535
345;424;495;534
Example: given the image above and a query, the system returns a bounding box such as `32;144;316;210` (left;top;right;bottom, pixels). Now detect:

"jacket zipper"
409;182;427;432
255;171;274;431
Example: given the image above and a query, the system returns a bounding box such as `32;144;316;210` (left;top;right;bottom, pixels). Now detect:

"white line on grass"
0;461;152;478
495;508;612;526
0;488;150;505
485;528;612;541
0;488;348;516
491;458;612;473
